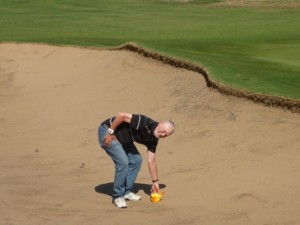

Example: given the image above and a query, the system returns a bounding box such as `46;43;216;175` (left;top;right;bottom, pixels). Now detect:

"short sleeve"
148;148;156;153
145;139;158;153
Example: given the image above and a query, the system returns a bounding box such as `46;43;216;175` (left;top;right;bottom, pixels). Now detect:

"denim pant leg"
123;144;143;195
98;125;128;198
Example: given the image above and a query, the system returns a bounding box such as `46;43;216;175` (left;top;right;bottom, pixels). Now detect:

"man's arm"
110;112;132;130
147;150;160;193
103;112;132;146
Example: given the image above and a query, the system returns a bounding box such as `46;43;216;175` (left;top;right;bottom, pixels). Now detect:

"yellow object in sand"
150;192;165;202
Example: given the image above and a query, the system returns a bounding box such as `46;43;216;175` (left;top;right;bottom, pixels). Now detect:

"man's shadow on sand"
95;182;166;196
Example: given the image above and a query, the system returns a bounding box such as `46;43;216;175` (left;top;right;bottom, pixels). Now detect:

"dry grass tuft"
210;0;300;9
160;0;193;2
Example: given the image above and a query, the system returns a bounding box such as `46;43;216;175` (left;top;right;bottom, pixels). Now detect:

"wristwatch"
108;128;114;135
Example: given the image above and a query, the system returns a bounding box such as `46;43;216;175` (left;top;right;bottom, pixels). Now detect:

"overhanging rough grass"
115;42;300;113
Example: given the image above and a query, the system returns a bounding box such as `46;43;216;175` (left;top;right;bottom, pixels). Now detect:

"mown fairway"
1;0;300;98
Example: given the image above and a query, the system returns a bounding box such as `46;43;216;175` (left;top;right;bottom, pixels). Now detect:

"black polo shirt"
101;114;159;153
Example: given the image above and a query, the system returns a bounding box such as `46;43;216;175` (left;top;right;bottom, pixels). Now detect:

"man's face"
156;123;174;138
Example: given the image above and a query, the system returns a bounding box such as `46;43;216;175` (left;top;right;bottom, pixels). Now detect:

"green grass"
1;0;300;99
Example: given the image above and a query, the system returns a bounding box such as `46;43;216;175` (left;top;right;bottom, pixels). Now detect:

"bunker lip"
115;42;300;113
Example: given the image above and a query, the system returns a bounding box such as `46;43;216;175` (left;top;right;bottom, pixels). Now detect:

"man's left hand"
103;133;117;147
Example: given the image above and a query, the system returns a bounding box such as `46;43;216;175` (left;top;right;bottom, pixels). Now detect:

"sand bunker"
1;43;300;225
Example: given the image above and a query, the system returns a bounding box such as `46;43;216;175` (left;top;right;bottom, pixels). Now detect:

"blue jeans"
98;124;143;198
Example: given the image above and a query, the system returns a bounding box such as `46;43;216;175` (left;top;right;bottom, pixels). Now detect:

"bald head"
154;120;175;138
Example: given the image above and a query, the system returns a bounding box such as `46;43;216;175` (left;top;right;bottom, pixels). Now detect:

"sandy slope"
0;43;300;225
